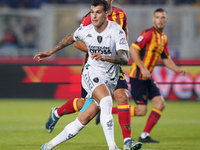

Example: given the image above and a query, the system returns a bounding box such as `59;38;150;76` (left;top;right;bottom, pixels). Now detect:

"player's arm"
162;58;187;76
124;28;129;43
34;34;75;62
92;50;129;65
74;41;88;53
129;45;151;78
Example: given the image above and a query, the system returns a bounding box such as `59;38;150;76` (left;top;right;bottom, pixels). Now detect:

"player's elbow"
121;56;129;65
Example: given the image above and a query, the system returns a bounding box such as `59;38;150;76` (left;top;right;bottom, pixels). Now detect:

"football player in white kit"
34;0;141;150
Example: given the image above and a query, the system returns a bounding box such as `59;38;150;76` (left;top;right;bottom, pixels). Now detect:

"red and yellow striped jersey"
80;6;127;30
129;27;170;80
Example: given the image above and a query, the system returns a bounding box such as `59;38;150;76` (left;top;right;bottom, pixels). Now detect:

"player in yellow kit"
129;8;187;143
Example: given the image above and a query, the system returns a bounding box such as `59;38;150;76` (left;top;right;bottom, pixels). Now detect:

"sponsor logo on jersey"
136;36;143;42
119;38;126;45
97;36;103;43
86;34;92;38
89;46;111;54
119;30;124;34
75;36;80;41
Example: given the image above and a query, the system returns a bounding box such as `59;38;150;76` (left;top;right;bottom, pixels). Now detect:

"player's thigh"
130;77;149;105
82;66;110;101
148;79;165;110
78;101;99;125
92;84;110;104
114;68;129;104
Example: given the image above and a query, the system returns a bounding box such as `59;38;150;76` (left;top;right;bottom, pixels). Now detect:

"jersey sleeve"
80;12;92;27
122;10;127;30
115;29;129;51
73;26;84;41
161;36;170;59
132;30;152;51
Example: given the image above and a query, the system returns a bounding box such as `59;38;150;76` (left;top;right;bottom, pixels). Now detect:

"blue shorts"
81;67;128;98
130;77;161;105
115;67;128;90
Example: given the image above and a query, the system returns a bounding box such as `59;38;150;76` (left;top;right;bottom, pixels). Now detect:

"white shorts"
81;64;118;99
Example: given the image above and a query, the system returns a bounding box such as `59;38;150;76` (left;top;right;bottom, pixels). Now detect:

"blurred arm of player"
124;28;129;43
129;45;151;78
34;34;75;62
162;58;187;76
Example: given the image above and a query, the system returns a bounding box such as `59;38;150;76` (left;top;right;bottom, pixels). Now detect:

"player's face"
91;5;108;28
153;12;168;31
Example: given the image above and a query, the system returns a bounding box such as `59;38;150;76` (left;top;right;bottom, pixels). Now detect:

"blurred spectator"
175;0;196;5
0;0;198;8
0;27;19;56
22;17;37;48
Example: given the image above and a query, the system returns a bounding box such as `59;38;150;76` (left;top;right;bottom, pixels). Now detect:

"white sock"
46;118;85;149
99;96;116;148
54;109;60;118
124;137;131;143
140;132;150;139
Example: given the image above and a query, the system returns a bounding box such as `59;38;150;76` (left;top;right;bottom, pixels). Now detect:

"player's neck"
95;20;108;33
154;25;163;33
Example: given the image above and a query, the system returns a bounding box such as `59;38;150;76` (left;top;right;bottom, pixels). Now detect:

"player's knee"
161;101;166;110
77;98;85;110
155;100;166;111
114;89;128;104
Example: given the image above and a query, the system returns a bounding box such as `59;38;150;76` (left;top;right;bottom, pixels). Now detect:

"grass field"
0;99;200;150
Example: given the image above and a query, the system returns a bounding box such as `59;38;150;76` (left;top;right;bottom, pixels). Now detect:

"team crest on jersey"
136;36;143;42
97;36;103;43
115;18;119;24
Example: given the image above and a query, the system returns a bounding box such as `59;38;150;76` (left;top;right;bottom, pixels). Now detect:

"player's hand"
178;68;187;76
91;52;103;61
141;68;151;79
33;51;51;62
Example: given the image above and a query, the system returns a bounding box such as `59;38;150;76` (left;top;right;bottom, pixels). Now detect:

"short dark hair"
91;0;109;12
154;8;167;14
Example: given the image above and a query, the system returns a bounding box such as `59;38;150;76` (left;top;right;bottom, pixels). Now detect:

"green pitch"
0;99;199;150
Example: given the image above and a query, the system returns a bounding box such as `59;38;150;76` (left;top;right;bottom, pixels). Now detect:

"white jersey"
73;20;129;79
73;20;129;97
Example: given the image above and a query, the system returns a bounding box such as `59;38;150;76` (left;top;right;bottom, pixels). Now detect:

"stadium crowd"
0;0;199;9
